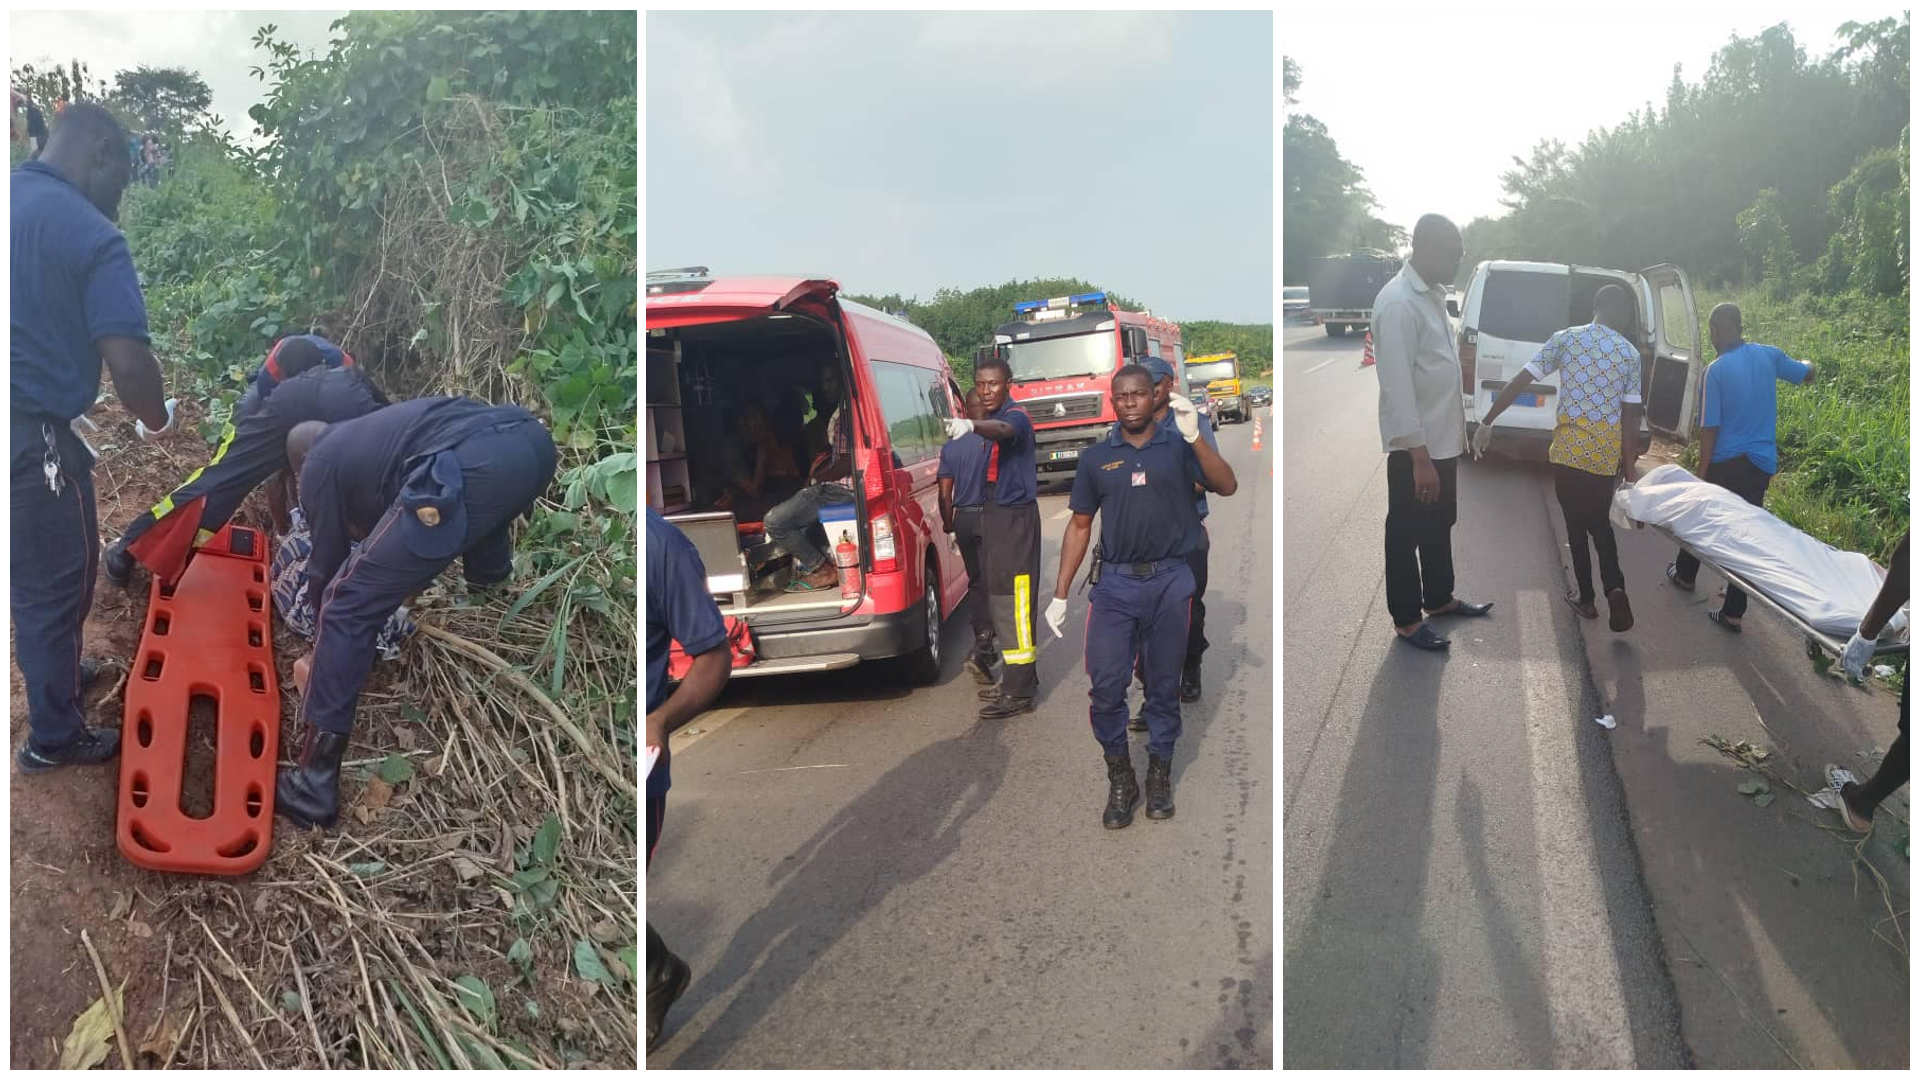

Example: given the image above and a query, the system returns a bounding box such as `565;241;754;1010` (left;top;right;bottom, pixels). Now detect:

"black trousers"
1185;527;1210;667
983;500;1042;699
1674;455;1772;619
11;418;98;751
952;507;995;653
1554;465;1623;601
1384;451;1458;628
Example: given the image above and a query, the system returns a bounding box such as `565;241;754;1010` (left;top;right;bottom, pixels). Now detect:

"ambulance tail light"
870;508;899;573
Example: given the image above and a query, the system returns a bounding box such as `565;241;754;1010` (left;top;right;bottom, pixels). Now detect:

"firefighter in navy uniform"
1127;357;1218;731
945;353;1043;719
274;396;558;828
102;337;386;588
1050;365;1237;827
11;103;173;772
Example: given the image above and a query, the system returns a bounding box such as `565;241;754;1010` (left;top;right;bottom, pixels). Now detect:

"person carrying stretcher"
103;334;385;588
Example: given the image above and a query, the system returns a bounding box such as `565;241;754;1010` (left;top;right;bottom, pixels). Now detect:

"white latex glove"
1166;393;1200;442
1471;423;1494;460
1045;596;1068;639
135;398;180;441
944;417;974;440
1842;630;1876;681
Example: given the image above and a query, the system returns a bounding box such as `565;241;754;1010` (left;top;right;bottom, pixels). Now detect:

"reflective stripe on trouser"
11;419;99;750
983;500;1041;699
303;422;556;734
1086;561;1194;759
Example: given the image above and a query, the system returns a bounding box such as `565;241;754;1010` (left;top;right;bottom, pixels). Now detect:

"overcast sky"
1286;2;1906;237
9;10;344;144
646;11;1274;324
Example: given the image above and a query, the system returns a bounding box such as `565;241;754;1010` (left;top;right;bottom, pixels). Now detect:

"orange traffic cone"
1251;417;1263;452
1360;330;1375;367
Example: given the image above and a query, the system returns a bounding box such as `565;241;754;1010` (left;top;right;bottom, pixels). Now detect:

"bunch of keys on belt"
41;423;64;494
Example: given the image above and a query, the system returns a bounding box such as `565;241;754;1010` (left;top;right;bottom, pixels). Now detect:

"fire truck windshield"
1002;330;1116;383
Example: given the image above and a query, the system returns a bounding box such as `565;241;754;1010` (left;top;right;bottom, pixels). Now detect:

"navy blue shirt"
987;403;1037;506
11;161;151;420
299;397;539;594
1069;421;1205;562
646;508;728;799
937;431;992;508
1116;405;1218;519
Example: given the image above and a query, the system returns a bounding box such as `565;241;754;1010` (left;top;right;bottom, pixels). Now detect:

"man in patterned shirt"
1474;284;1643;632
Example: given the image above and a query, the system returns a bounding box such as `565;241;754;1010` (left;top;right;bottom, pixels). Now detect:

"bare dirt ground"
11;401;636;1068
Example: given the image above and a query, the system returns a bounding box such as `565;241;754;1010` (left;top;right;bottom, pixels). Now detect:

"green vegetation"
19;12;638;1068
1281;57;1403;285
1458;17;1909;561
846;277;1271;389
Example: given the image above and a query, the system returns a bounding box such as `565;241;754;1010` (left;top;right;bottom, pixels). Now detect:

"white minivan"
1450;260;1703;459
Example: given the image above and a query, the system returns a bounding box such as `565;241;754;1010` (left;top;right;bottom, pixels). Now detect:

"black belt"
955;504;984;513
1112;556;1188;578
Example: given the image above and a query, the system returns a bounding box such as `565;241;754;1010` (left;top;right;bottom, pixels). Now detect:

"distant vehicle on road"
1247;385;1272;407
1187;351;1249;424
1306;252;1400;337
1188;390;1221;432
1283;285;1313;322
1454;259;1702;460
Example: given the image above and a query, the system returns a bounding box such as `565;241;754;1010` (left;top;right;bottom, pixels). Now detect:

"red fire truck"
975;291;1184;474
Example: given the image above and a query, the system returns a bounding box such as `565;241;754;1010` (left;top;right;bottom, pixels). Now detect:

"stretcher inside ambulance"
1612;464;1909;656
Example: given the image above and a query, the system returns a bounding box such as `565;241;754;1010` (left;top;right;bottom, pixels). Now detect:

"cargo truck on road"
1306;251;1401;337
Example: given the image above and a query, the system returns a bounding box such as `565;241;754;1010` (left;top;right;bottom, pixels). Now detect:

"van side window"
869;359;940;466
1657;284;1692;358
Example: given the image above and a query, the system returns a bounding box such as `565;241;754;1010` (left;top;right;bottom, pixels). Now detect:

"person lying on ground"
274;396;558;829
1826;530;1910;832
103;336;386;588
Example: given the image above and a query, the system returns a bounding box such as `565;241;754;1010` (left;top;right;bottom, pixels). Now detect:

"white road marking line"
1052;508;1072;520
1518;594;1636;1066
735;764;851;775
669;706;751;753
1302;356;1350;376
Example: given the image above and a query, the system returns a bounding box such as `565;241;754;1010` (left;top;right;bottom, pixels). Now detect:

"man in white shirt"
1372;214;1492;651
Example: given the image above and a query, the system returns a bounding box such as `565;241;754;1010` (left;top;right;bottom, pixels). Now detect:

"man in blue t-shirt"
1668;303;1816;631
938;387;998;681
11;103;172;773
944;354;1044;719
645;508;732;1054
1050;365;1237;828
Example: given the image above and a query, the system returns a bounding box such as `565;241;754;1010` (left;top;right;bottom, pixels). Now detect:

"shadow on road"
1282;643;1446;1068
656;711;1014;1066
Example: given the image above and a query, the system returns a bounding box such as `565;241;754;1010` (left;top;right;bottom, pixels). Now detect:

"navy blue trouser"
303;422;557;734
1086;558;1193;760
11;417;98;751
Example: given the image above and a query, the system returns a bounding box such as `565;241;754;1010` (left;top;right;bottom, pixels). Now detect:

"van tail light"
870;505;899;574
1459;330;1477;395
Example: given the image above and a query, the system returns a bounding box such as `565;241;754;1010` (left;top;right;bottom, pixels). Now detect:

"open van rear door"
1640;264;1700;440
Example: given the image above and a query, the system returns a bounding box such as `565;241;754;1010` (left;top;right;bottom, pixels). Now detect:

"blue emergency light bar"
1012;291;1108;315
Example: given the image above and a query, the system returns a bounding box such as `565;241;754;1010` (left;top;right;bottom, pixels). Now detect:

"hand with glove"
1471;423;1493;460
1166;393;1201;442
136;397;180;441
944;417;974;440
1045;596;1068;639
1842;628;1877;682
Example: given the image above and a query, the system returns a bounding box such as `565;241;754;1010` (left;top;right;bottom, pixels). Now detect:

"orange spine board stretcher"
118;524;279;874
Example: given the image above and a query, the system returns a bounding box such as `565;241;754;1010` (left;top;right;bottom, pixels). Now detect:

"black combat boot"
978;694;1035;719
17;726;121;773
1179;660;1203;703
275;728;349;829
1145;753;1176;820
1128;704;1148;733
103;538;135;588
647;923;692;1053
1103;751;1140;829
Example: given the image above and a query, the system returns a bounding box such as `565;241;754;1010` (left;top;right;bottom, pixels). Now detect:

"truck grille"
1027;393;1105;423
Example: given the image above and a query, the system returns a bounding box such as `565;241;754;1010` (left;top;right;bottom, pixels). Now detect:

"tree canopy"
1281;57;1402;285
112;65;215;136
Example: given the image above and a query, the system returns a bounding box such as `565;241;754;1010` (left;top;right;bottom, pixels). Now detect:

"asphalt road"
648;414;1274;1069
1280;321;1908;1068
